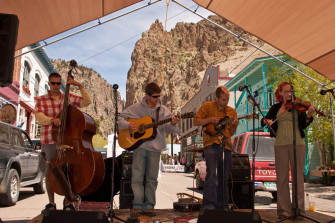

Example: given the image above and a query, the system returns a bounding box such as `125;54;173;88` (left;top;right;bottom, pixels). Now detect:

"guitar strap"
156;107;160;123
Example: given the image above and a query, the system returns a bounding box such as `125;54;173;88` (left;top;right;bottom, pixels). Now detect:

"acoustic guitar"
118;112;194;150
204;114;258;137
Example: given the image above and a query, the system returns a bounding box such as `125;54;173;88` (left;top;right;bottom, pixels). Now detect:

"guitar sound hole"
133;131;145;139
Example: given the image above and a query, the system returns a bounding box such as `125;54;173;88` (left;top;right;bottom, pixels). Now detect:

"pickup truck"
0;121;45;206
194;132;279;199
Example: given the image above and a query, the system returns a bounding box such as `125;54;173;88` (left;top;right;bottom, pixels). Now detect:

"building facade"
0;43;56;139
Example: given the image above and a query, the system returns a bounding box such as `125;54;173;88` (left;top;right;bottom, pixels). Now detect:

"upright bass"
48;60;105;199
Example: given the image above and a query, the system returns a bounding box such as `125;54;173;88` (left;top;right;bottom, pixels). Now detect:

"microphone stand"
108;84;125;222
243;87;272;223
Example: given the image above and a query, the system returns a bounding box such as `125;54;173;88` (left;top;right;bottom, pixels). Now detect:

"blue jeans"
202;144;232;209
131;147;161;211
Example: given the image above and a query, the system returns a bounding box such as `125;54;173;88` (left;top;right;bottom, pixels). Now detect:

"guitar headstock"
180;112;194;119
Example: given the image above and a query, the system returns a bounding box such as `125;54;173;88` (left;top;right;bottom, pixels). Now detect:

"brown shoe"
144;208;156;217
130;208;142;217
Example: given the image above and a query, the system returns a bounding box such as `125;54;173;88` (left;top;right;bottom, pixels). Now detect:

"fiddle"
284;97;328;118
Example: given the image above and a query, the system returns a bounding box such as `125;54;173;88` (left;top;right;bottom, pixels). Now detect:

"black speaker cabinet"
122;164;132;180
230;154;251;181
119;179;133;209
0;13;19;87
121;151;133;165
41;210;109;223
198;209;262;223
229;180;253;209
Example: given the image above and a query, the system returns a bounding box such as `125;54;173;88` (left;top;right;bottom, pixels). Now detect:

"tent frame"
14;0;162;59
172;0;330;89
174;0;335;174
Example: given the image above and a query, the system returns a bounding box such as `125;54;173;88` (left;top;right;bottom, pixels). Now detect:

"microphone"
238;85;250;91
320;89;335;95
113;84;119;90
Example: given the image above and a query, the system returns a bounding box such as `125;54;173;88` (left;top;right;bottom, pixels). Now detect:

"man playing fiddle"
35;72;92;213
194;86;238;210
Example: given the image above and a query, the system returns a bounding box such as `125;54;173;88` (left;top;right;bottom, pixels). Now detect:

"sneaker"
63;203;76;211
130;208;142;217
41;203;56;214
144;208;156;217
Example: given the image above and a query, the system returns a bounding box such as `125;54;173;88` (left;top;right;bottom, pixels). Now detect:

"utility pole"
171;103;173;157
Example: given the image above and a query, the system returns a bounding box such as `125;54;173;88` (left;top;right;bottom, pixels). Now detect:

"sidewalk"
305;183;335;217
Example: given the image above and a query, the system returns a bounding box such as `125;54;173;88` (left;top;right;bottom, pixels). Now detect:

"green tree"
267;61;334;165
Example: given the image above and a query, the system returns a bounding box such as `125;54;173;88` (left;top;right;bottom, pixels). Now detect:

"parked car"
194;132;280;199
0;121;46;206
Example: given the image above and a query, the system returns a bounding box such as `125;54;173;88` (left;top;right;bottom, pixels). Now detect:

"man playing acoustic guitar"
118;82;180;217
194;86;238;211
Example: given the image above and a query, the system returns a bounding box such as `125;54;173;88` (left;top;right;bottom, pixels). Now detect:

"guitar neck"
145;117;172;129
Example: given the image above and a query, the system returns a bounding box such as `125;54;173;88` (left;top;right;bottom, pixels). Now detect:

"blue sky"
42;0;213;99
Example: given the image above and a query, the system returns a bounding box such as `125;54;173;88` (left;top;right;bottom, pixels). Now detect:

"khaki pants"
275;145;306;217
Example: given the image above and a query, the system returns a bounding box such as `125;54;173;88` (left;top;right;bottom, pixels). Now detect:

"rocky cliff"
126;15;279;111
52;59;123;139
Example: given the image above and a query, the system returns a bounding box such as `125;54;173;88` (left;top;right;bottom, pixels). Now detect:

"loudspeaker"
122;164;132;179
41;210;109;223
121;151;133;165
229;180;253;209
230;154;250;181
81;156;122;202
0;13;19;87
119;179;133;209
198;209;262;223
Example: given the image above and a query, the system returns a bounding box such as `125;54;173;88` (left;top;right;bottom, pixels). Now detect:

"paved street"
0;172;335;222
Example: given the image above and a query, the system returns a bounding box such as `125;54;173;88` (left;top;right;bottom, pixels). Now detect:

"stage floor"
31;202;335;223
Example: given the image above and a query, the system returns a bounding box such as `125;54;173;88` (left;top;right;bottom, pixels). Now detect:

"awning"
192;0;335;81
0;0;142;50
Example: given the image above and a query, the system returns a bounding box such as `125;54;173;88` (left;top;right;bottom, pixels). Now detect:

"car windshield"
244;134;275;161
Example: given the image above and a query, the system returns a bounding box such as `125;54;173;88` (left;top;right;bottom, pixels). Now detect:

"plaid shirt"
35;91;82;144
194;101;237;150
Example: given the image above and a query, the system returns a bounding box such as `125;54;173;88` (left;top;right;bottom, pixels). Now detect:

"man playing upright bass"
35;72;92;213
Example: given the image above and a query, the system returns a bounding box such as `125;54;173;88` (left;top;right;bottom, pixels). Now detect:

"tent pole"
172;0;329;89
15;0;162;58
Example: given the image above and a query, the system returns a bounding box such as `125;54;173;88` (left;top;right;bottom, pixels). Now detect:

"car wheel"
33;175;46;194
271;191;277;200
196;172;204;189
0;169;20;206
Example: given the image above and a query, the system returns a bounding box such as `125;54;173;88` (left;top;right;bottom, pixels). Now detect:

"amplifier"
230;154;251;181
122;164;132;180
228;180;253;209
121;151;133;165
119;179;133;209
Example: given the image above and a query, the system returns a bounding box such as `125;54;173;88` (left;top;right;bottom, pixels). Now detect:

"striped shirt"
35;91;82;144
194;101;237;150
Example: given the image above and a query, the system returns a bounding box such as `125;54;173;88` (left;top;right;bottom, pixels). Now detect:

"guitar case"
173;197;201;212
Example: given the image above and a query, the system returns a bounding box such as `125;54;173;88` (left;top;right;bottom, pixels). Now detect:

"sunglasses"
151;95;160;98
50;82;61;86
